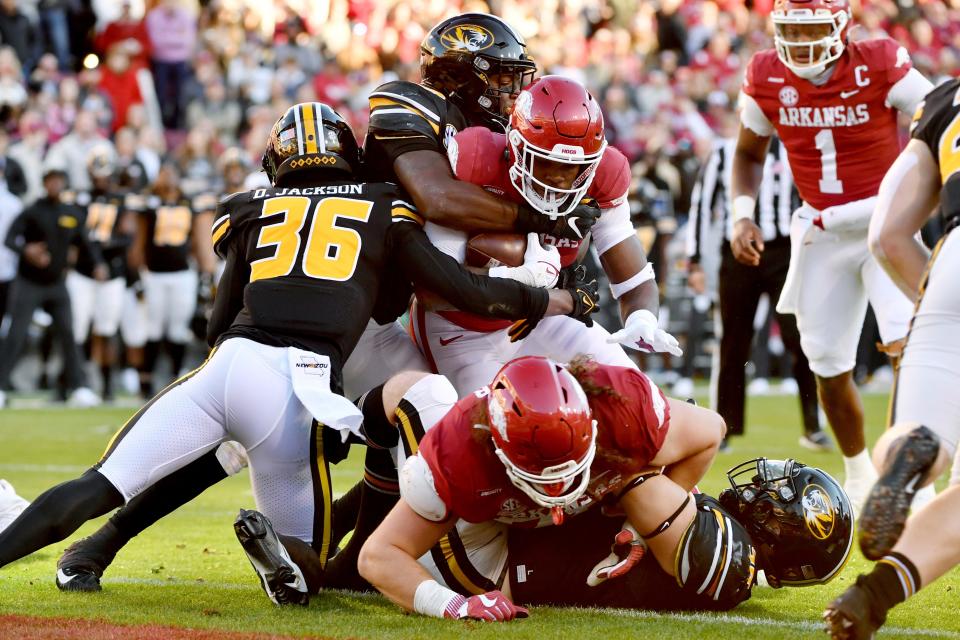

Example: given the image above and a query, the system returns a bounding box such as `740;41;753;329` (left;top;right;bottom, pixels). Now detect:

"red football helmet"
772;0;852;80
486;356;596;522
507;75;606;217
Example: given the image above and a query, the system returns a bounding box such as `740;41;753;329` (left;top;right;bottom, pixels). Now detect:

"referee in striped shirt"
687;136;828;450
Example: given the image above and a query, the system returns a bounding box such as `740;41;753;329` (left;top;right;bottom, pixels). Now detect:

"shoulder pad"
591;146;631;208
369;81;445;140
212;190;260;258
449;127;505;185
676;502;757;609
399;454;450;522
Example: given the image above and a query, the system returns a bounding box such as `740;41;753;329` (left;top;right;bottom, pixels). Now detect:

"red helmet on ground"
486;356;596;521
507;75;606;217
772;0;852;80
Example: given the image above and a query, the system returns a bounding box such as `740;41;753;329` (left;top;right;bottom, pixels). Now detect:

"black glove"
515;200;601;241
508;268;600;343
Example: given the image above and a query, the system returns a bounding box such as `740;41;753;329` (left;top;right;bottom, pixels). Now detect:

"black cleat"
234;509;309;606
56;566;102;592
55;527;123;593
823;582;883;640
859;426;940;561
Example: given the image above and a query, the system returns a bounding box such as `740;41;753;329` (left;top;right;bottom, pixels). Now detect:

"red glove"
444;590;529;621
587;523;646;586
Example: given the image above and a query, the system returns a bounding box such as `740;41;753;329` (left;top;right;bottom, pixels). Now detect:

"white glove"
488;232;561;288
606;309;683;356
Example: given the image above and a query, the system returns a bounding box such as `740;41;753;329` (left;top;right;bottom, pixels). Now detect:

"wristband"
732;195;756;223
609;263;655;299
413;579;464;619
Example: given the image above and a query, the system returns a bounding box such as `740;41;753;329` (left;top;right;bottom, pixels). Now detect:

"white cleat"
0;479;29;532
67;387;101;408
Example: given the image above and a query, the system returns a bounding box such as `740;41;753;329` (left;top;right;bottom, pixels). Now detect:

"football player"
128;162;217;396
65;146;136;401
413;75;680;396
357;358;846;621
823;78;960;640
510;458;852;613
0;103;594;595
729;0;933;510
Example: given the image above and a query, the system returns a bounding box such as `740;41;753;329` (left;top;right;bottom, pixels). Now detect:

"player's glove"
606;309;683;356
489;233;561;288
586;523;646;587
515;200;600;241
508;267;599;342
444;590;529;622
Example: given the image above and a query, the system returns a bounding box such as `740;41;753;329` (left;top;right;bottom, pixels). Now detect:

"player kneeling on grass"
357;355;727;621
0;103;594;592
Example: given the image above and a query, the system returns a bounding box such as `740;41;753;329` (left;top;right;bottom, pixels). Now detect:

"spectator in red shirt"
94;0;151;72
98;45;143;132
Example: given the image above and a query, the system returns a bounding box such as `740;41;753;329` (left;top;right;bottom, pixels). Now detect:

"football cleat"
859;426;940;561
823;582;882;639
234;509;309;606
55;525;124;593
56;566;102;592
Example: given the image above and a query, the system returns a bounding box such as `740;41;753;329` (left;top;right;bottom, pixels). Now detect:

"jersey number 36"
250;195;373;283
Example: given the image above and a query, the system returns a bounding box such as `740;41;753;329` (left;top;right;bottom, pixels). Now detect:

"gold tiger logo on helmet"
440;24;494;52
801;484;835;540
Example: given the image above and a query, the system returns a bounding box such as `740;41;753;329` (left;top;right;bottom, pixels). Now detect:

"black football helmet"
719;458;853;588
420;13;537;129
262;102;361;185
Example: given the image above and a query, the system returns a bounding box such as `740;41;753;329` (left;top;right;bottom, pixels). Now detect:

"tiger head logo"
801;484;835;540
440;24;495;52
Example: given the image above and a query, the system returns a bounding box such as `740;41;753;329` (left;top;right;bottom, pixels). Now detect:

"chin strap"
641;494;692;540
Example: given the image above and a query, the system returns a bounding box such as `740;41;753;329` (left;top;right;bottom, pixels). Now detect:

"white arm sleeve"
592;200;636;255
886;68;934;116
400;454;449;522
737;93;775;137
424;222;468;263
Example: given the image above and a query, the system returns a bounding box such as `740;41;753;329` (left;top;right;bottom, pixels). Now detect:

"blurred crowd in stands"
0;0;955;400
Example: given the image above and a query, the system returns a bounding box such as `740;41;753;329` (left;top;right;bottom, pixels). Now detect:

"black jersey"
911;77;960;186
207;177;548;385
507;494;756;612
363;80;469;184
65;189;130;280
132;192;215;273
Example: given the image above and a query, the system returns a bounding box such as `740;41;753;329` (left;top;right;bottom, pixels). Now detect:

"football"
465;232;527;268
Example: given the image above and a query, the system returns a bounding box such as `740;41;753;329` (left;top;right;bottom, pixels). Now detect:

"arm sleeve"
390;220;549;320
886;68;933;116
591;201;635;255
206;239;249;347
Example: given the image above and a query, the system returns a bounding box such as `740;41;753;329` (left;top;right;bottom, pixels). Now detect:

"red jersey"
410;363;670;527
438;127;632;331
743;38;912;211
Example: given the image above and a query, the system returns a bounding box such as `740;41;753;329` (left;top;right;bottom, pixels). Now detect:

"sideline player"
128;163;217;396
413;75;680;395
0;103;593;590
823;78;960;639
65;147;136;401
357;358;848;620
730;0;932;509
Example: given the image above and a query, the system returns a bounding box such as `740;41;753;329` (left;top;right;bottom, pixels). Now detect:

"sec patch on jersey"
466;232;526;268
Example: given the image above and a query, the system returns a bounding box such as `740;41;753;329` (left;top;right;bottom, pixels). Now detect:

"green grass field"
0;393;957;639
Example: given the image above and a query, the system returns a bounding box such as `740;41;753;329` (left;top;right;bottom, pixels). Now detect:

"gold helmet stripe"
301;103;321;155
